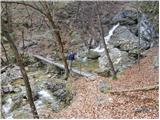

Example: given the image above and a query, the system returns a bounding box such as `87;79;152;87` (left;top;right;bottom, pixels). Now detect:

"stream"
1;64;72;119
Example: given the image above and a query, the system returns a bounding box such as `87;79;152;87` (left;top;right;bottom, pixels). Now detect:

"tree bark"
2;27;39;119
137;9;141;71
5;3;13;33
1;42;9;64
1;58;6;66
46;10;69;80
95;3;117;79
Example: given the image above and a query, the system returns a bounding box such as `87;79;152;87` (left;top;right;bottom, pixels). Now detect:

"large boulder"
98;48;134;71
112;10;137;25
112;10;158;47
53;89;68;102
2;95;23;117
108;26;150;51
139;14;158;42
129;24;138;36
76;50;100;61
87;51;100;60
45;80;66;92
1;65;22;85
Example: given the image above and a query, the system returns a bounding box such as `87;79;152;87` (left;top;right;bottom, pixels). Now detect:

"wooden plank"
33;54;97;79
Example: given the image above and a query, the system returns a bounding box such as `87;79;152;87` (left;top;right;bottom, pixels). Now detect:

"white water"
34;100;44;109
104;23;120;44
3;98;12;114
93;45;105;53
38;90;54;101
92;23;120;53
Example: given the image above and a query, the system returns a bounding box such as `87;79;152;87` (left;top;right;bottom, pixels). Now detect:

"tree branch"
109;85;159;94
1;1;47;17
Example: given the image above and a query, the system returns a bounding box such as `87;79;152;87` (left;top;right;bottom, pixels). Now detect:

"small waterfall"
104;23;120;44
92;23;120;53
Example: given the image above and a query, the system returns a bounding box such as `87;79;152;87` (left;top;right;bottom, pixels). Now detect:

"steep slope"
37;47;159;119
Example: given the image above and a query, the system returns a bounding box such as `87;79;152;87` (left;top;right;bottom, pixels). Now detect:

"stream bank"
1;61;73;119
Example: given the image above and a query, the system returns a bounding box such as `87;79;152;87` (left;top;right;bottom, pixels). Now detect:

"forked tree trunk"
2;29;39;119
95;3;117;79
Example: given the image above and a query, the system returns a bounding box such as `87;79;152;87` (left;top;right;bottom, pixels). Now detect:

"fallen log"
109;85;159;94
32;54;97;79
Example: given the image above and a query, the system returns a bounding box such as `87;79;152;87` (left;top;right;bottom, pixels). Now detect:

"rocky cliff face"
53;1;158;56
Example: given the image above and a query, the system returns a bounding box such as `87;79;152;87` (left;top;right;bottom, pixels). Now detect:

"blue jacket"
67;52;75;61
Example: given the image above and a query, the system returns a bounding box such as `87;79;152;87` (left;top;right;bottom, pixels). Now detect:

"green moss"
112;75;117;80
86;51;100;59
100;86;112;94
72;59;99;72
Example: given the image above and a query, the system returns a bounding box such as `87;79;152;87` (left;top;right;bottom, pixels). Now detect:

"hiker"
67;51;76;71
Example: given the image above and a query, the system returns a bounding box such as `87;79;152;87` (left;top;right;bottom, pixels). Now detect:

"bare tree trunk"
1;58;6;66
4;1;70;80
95;3;117;79
1;42;9;64
5;3;13;33
46;9;69;80
2;28;39;119
51;24;69;80
22;29;25;56
137;9;141;71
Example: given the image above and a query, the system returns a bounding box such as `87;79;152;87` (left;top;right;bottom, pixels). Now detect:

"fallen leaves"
37;48;159;119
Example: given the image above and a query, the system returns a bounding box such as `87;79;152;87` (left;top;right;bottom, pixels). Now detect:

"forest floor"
37;47;159;119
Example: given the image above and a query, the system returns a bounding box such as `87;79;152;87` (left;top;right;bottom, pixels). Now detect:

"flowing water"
38;90;54;101
2;97;13;114
104;23;120;44
92;23;120;53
